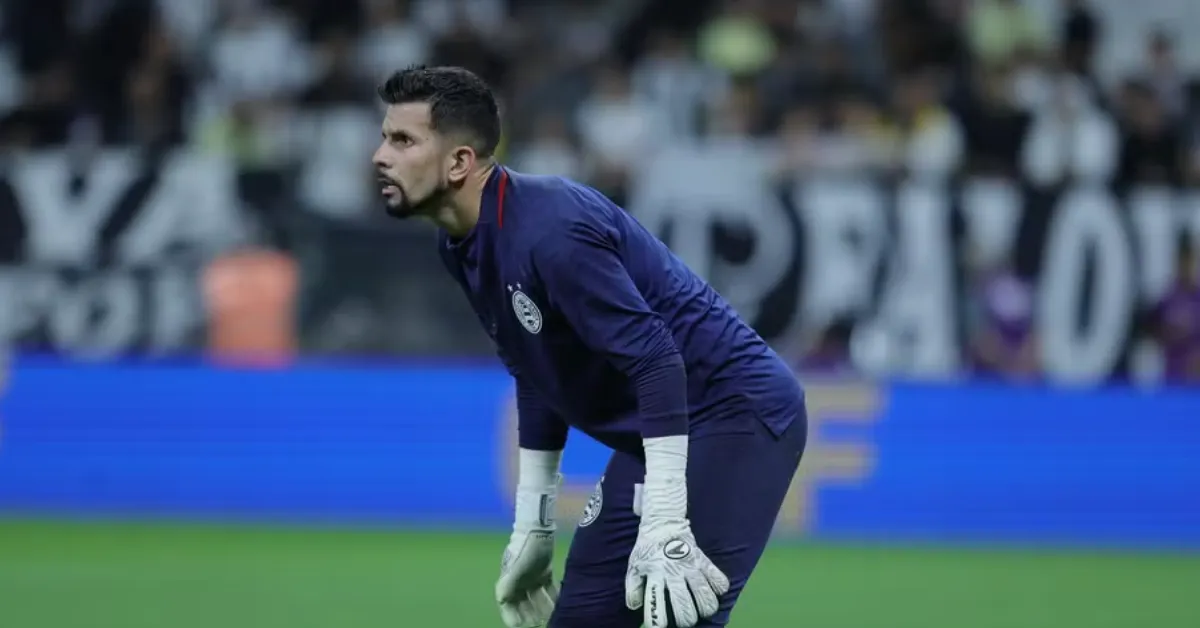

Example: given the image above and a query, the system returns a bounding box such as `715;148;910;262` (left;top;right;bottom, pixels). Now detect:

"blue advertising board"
0;358;1198;547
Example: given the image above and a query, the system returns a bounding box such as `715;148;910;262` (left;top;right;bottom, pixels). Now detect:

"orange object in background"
203;249;298;366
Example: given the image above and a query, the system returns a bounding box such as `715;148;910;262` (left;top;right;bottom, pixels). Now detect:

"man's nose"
372;145;389;169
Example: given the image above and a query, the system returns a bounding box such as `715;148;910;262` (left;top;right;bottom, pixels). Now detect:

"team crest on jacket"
508;283;542;334
579;476;604;527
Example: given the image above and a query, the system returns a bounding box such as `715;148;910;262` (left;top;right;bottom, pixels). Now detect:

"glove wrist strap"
642;435;688;521
514;448;562;532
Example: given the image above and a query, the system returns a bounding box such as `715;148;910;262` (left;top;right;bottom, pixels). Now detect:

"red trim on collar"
496;169;509;229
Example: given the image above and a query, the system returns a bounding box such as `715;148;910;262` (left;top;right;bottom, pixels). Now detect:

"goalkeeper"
372;65;808;628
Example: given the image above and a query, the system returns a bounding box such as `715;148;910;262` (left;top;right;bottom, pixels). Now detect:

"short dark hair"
377;65;501;158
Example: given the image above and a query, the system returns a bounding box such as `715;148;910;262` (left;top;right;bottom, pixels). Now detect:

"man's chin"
383;196;424;219
382;186;446;220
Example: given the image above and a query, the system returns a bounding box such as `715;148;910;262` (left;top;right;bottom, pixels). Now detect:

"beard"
380;175;449;220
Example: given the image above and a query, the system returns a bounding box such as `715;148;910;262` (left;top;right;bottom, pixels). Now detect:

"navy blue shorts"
549;409;807;628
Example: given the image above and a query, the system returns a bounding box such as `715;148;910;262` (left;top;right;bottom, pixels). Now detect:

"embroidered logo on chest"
508;283;542;334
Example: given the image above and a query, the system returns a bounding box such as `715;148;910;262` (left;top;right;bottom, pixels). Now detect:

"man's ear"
446;145;477;184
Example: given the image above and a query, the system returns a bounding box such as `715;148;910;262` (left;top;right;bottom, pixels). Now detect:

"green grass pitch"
0;519;1196;628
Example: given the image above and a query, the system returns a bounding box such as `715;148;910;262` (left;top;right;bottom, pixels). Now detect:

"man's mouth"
378;176;400;198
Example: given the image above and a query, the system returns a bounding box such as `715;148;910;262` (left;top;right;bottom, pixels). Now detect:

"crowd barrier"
0;358;1196;547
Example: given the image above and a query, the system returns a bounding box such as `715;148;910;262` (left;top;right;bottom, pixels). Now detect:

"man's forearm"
632;353;689;438
632;353;690;521
514;379;565;532
517;380;569;451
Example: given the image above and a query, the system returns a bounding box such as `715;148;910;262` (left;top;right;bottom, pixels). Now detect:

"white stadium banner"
0;150;247;357
631;141;1200;383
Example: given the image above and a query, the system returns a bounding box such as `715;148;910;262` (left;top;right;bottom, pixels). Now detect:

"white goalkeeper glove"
496;449;562;628
625;435;730;628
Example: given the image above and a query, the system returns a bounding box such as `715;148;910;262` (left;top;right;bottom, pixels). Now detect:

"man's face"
373;102;449;219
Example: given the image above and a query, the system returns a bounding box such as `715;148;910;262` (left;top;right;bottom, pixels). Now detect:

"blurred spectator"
539;0;615;64
413;0;507;38
510;114;584;180
154;0;219;57
792;38;875;107
1021;73;1118;186
821;0;888;88
878;0;965;75
119;17;192;146
302;30;373;105
77;0;162;144
757;40;807;125
296;34;379;220
704;78;763;138
1059;0;1100;80
296;103;380;220
206;1;311;106
967;0;1059;115
881;68;964;178
1149;241;1200;384
967;254;1040;382
967;0;1050;67
576;63;664;201
960;62;1031;177
697;0;777;77
198;101;274;165
826;0;878;41
430;11;508;90
1115;79;1185;187
776;101;820;176
1009;57;1056;114
3;56;76;147
357;0;431;84
777;93;892;176
1140;29;1186;118
632;30;725;141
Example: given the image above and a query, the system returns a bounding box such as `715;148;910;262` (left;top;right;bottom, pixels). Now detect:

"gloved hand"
496;449;562;628
496;525;558;628
624;436;729;628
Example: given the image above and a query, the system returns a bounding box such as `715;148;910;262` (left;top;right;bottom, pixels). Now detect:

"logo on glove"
662;538;692;560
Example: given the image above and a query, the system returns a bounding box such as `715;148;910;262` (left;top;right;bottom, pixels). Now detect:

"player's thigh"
552;412;807;628
549;450;643;628
686;413;808;626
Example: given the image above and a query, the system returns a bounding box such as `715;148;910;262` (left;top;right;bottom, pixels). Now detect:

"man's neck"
434;162;497;237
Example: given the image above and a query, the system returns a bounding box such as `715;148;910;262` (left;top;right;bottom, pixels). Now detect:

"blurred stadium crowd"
5;0;1200;184
1;0;1199;383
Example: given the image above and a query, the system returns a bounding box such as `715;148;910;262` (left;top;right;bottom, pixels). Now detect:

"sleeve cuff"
517;382;569;450
633;353;689;438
